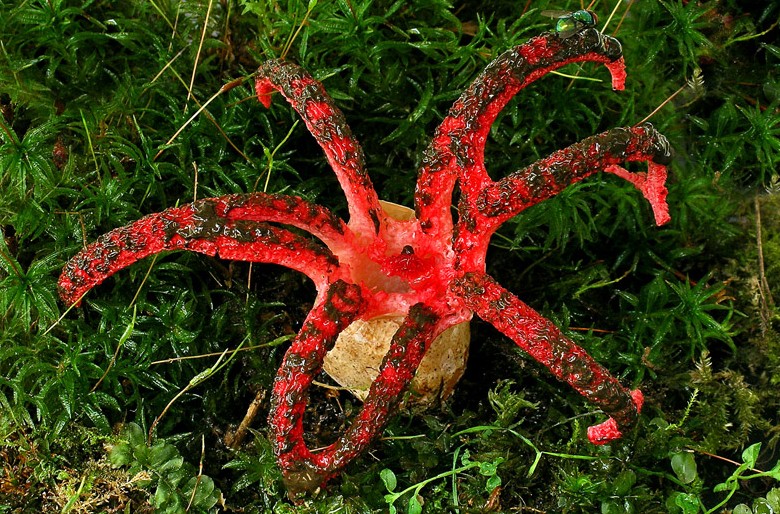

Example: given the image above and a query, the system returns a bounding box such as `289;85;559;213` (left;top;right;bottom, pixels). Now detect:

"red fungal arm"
58;197;341;304
476;123;671;227
451;272;642;444
415;28;625;238
268;281;366;494
605;161;670;226
219;192;352;252
270;296;440;496
255;60;384;238
451;124;671;271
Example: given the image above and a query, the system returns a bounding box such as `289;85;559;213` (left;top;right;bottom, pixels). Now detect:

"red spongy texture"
606;162;670;225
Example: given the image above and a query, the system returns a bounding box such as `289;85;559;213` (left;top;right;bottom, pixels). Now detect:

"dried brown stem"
225;389;266;448
755;196;775;331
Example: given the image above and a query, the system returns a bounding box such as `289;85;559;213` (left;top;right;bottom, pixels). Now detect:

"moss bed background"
1;1;780;512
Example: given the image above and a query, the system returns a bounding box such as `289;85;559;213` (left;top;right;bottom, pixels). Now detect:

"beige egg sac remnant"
323;316;470;408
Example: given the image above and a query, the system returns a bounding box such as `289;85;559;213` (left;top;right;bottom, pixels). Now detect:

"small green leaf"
478;458;503;476
671;452;698;484
674;492;701;514
768;461;780;480
407;495;422;514
108;443;132;467
150;443;183;473
380;468;397;492
165;467;190;487
753;498;773;514
185;475;219;509
766;488;780;509
152;479;174;508
732;504;752;514
612;470;637;495
124;422;146;448
486;473;501;492
742;443;762;468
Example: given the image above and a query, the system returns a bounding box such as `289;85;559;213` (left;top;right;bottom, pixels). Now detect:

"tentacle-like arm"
452;124;672;269
58;196;343;304
255;60;384;238
218;192;353;253
451;272;643;445
415;28;626;239
269;286;440;496
476;123;672;227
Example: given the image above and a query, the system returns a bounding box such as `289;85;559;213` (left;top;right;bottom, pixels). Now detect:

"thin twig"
611;0;634;36
635;83;686;126
599;0;622;34
148;344;238;444
150;336;293;365
186;435;206;511
192;161;199;202
80;109;99;172
155;76;249;161
151;46;187;84
42;291;88;336
187;0;214;104
147;0;174;31
519;0;532;17
694;448;764;475
224;389;266;448
169;2;182;52
130;254;159;307
755;196;774;305
755;196;775;332
0;116;18;145
312;380;354;391
281;1;317;60
0;245;23;278
563;0;622;91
